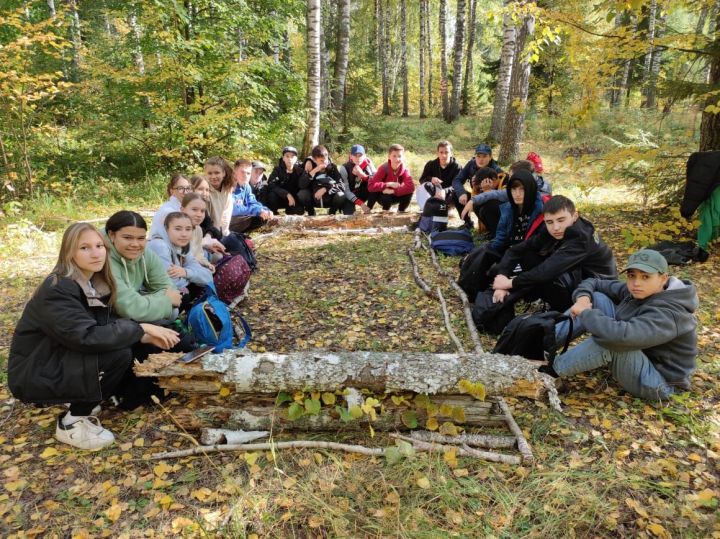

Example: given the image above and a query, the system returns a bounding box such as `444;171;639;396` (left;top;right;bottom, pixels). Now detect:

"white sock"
62;411;85;426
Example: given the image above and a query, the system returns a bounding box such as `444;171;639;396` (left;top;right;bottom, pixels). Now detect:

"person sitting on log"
339;144;375;212
229;159;274;234
149;172;192;240
8;223;180;450
543;249;698;402
148;211;213;313
304;145;358;215
452;143;503;227
180;192;216;273
368;143;415;213
460;167;504;237
472;195;617;334
267;146;314;216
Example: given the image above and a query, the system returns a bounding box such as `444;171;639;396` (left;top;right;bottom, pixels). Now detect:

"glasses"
173;186;192;193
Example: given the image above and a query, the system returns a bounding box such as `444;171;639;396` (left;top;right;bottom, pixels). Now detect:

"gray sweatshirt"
573;276;698;389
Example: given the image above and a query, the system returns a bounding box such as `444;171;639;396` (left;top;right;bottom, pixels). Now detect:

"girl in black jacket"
8;223;179;450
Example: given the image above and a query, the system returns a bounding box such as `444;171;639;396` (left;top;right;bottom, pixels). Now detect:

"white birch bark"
302;0;321;156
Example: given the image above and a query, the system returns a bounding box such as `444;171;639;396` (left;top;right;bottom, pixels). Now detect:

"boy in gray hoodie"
544;249;698;401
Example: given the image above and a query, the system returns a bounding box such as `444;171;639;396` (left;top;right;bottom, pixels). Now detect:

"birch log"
262;212;416;231
135;349;549;400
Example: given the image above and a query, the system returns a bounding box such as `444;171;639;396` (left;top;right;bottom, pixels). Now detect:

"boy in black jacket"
473;196;617;333
339;144;376;211
305;145;357;215
267;146;314;215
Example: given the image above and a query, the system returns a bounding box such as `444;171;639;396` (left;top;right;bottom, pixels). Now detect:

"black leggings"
377;193;413;211
69;348;133;415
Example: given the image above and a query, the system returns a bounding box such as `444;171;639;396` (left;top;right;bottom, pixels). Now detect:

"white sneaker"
55;414;115;450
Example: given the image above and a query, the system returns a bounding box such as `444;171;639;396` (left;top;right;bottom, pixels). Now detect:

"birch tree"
440;0;449;120
401;0;409;116
489;0;516;142
302;0;321;156
499;9;534;163
419;0;427;118
448;0;466;122
461;0;477;115
332;0;350;112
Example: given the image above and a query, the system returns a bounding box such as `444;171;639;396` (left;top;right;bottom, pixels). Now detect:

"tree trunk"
644;8;666;109
380;0;390;115
332;0;350;112
401;0;409;116
319;0;331;113
47;0;56;17
170;397;506;433
489;0;516;143
498;9;535;164
262;212;416;231
135;349;553;400
302;0;322;157
426;0;434;108
700;9;720;151
375;0;381;76
440;0;449;120
608;12;623;107
447;0;466;122
419;0;427;118
67;0;82;82
641;0;657;108
461;0;477;115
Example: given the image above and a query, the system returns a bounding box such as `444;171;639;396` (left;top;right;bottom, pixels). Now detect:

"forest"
0;0;719;537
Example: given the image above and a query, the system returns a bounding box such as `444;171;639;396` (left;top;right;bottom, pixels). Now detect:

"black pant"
69;348;134;415
452;191;474;227
296;189;315;215
179;283;206;314
478;199;502;237
229;215;264;234
377;193;413;211
315;192;355;215
266;190;306;215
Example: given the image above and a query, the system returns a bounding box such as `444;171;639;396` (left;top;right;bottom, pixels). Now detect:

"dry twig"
496;397;534;464
409;430;516;449
437;286;465;354
151;440;386;460
390;433;520;465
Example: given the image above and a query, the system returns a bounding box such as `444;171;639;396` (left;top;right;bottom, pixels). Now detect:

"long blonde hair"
52;223;117;305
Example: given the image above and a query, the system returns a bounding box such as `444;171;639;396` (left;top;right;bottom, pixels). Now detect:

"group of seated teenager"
7;142;700;452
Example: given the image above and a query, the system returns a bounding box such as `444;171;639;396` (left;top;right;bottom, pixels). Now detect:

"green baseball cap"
623;249;669;274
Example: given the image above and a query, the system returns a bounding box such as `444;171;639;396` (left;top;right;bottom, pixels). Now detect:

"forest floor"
0;131;718;537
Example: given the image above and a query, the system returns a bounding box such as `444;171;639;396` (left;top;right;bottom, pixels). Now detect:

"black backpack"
458;245;502;300
493;311;573;361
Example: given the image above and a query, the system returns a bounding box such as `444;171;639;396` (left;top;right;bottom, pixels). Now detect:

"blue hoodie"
232;183;268;217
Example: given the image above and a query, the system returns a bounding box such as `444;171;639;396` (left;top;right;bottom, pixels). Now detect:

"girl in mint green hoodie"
104;211;182;322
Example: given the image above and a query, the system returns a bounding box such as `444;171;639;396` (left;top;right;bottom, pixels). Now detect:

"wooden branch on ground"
437;286;465;354
391;433;521;465
407;247;436;298
200;429;268;445
409;430;516;449
169;396;505;432
497;397;534;464
428;244;484;355
262;212;416;231
135;349;551;400
284;226;409;236
152;439;386;460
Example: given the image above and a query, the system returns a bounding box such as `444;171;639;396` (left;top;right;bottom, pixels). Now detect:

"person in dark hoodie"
543;249;698;401
304;145;358;215
267;146;313;215
339;144;375;212
473;195;617;333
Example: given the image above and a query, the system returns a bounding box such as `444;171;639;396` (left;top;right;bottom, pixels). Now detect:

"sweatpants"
552;292;674;401
266;190;307;215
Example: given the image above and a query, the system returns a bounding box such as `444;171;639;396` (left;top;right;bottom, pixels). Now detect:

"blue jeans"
553;292;674;401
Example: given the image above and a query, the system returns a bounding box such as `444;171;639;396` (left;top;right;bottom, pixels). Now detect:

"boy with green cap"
543;249;699;401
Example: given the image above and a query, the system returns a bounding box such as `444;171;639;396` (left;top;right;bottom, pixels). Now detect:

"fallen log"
135;349;553;401
168;395;505;432
262;212;416;231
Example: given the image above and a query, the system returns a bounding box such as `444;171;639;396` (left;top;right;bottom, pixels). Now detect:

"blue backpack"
431;228;475;256
187;284;251;353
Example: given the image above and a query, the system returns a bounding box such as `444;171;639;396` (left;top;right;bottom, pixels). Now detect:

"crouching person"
8;223;180;450
545;249;698;401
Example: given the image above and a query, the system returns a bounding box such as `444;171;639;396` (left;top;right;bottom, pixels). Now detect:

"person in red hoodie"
368;143;415;212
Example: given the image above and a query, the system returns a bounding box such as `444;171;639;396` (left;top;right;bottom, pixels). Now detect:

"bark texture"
440;0;450;120
135;349;551;400
498;9;535;164
332;0;351;112
461;0;477;115
419;0;427;118
448;0;467;122
489;0;516;142
401;0;409;116
302;0;322;157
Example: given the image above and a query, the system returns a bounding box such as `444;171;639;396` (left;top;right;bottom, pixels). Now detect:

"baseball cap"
251;160;266;170
623;249;669;274
475;143;492;155
350;144;366;155
282;146;298;156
